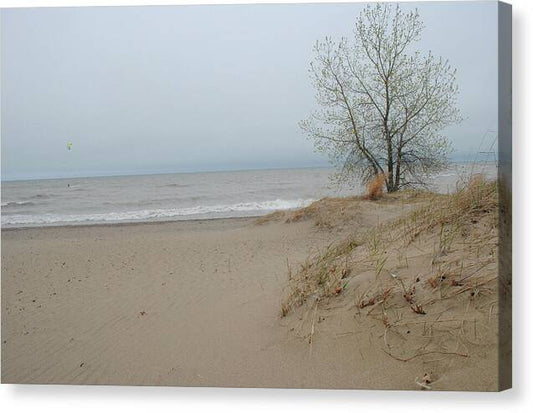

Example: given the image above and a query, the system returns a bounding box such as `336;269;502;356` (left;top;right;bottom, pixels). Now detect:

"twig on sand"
392;318;464;326
415;378;431;390
308;298;320;354
382;349;468;362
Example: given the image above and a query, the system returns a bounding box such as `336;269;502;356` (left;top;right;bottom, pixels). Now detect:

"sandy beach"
1;185;505;390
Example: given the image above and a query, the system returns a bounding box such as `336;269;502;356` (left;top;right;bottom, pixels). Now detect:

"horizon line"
0;158;498;183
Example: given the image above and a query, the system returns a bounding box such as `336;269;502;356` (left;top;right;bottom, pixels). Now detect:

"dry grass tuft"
280;236;361;317
364;173;388;200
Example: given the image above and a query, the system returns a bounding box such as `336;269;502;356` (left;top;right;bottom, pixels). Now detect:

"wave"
161;183;191;188
1;198;315;226
1;201;36;208
101;195;210;207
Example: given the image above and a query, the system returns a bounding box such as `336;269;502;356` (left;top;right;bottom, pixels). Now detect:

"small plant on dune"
367;228;388;279
364;173;387;201
437;223;457;256
280;237;362;317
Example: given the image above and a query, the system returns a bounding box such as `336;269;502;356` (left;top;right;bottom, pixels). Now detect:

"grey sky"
1;1;498;180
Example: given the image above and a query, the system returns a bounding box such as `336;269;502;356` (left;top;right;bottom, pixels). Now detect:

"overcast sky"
1;1;498;180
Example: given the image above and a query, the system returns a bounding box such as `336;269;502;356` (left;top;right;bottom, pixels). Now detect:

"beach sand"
1;192;503;390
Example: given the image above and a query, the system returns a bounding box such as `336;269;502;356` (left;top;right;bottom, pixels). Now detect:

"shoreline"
0;215;259;232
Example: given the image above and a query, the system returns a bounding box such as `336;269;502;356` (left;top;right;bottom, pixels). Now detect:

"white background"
0;0;531;412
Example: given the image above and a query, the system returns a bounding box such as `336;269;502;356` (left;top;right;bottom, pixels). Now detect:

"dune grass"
281;175;497;314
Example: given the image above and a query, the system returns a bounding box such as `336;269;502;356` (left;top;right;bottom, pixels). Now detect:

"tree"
300;3;461;192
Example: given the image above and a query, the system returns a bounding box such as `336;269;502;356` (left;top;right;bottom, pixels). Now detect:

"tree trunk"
386;142;396;192
394;150;402;191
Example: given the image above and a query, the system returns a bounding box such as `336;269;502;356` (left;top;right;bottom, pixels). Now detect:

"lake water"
1;163;496;228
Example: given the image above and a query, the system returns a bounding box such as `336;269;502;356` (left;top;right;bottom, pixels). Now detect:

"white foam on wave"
1;201;35;208
1;198;315;226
